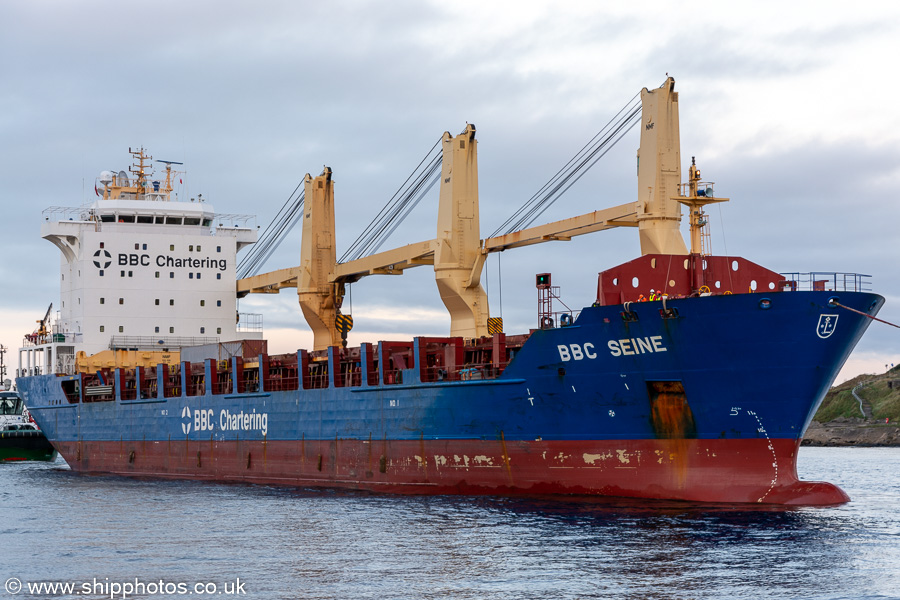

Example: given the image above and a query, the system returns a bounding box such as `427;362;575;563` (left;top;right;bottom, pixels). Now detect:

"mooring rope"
831;301;900;329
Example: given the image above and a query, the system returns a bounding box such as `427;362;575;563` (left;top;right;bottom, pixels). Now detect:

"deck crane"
237;78;714;351
27;303;53;345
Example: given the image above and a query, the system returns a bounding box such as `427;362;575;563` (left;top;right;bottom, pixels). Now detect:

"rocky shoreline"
802;418;900;447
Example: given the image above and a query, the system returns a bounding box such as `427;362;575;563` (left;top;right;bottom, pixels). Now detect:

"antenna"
156;159;184;196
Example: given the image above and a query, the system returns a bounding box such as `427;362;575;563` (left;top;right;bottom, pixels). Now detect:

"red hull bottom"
52;438;848;505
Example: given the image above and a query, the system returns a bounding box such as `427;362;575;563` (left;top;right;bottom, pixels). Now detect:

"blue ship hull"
18;291;882;504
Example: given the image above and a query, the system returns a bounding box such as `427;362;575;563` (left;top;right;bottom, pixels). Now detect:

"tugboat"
1;344;56;462
1;391;57;462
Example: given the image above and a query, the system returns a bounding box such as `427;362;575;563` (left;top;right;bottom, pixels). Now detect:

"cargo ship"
16;79;883;504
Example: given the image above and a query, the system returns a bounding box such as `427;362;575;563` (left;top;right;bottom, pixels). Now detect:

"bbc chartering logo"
93;248;112;269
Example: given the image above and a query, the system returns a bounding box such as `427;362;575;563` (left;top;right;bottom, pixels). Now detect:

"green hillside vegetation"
815;389;864;422
814;365;900;423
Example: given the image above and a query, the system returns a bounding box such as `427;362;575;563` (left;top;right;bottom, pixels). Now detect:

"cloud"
837;351;900;385
2;0;898;376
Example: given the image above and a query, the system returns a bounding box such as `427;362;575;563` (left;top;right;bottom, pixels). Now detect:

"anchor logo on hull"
817;314;839;339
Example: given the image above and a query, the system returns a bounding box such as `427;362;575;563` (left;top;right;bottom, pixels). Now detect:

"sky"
1;0;898;384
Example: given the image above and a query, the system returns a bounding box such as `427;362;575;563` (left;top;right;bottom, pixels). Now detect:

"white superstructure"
19;148;258;376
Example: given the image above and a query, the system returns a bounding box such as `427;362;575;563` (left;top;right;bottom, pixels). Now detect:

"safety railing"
539;310;582;330
676;181;719;198
21;331;81;348
237;313;263;332
779;272;872;293
109;336;219;351
419;362;506;383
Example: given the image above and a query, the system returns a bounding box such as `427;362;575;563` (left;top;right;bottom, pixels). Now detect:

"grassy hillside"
814;365;900;423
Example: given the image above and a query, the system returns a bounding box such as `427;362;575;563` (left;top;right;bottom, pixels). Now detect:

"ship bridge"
20;148;260;377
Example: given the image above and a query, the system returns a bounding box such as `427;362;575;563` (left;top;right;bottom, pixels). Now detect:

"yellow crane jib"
236;78;704;350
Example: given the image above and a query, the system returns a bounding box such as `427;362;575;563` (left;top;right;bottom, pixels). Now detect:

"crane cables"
340;137;443;263
489;91;643;238
237;180;305;279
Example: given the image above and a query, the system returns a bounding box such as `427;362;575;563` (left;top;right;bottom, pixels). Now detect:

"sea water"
1;447;898;599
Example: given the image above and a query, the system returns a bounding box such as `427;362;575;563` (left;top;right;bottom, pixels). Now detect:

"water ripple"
1;448;898;599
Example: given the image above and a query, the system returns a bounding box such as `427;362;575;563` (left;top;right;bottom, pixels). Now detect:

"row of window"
99;325;223;334
99;215;212;227
98;298;224;307
101;270;223;279
65;298;225;308
99;241;222;252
